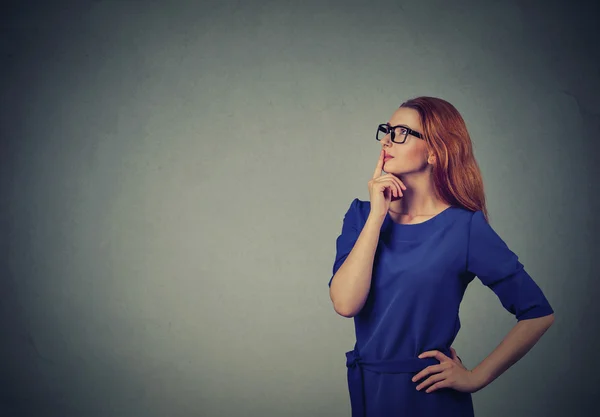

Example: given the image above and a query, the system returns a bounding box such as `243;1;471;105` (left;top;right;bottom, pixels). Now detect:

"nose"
380;131;393;146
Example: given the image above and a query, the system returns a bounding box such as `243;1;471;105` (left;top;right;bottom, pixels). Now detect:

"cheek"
402;147;427;162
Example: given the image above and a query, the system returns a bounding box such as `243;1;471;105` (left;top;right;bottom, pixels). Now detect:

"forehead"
388;107;421;129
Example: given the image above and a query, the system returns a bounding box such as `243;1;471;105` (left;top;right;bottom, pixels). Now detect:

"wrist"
367;212;386;225
470;367;490;391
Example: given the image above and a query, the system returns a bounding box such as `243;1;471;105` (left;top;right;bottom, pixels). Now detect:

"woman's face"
381;107;432;175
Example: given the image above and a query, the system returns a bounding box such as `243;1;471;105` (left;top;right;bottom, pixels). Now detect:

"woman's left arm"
471;313;555;390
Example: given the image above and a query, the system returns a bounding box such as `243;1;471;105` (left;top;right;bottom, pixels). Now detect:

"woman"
328;96;555;417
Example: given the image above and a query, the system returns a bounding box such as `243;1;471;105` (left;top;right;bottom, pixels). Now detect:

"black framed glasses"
376;123;423;144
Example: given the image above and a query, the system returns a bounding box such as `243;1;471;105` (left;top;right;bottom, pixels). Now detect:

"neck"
388;172;448;215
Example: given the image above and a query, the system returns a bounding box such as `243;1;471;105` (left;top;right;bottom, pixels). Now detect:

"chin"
384;169;403;176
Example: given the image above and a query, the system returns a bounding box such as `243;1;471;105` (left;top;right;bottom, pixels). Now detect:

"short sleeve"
328;198;362;287
467;210;554;321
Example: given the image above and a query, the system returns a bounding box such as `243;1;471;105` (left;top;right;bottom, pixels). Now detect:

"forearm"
471;313;555;390
329;214;385;317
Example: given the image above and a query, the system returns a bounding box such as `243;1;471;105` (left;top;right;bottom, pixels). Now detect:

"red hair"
400;96;489;222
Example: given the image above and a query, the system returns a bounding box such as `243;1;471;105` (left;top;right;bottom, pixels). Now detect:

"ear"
428;154;436;165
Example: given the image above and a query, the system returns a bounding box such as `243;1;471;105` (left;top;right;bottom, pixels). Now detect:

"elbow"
539;312;555;326
332;300;360;318
519;312;555;328
329;276;364;318
330;289;357;317
540;312;555;334
334;307;357;318
335;307;356;318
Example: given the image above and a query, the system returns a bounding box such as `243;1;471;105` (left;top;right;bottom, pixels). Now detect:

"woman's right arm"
329;213;385;317
329;149;405;317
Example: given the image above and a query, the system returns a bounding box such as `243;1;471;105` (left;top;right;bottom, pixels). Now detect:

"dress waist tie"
345;348;452;417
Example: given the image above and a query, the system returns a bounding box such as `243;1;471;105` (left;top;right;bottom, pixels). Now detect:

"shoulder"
440;206;483;232
449;205;477;216
344;198;370;217
353;198;371;211
448;206;484;223
340;198;372;226
465;209;489;229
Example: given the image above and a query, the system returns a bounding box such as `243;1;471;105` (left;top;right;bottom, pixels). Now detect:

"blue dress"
329;199;554;417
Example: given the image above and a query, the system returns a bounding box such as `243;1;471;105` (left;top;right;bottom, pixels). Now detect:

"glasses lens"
377;125;389;141
393;127;408;143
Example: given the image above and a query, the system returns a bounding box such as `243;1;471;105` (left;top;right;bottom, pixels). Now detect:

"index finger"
372;149;384;179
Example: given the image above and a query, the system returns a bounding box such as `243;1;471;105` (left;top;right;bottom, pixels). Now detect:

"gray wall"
1;0;598;416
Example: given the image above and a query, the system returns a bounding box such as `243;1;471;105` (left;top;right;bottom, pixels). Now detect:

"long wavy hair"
399;96;489;222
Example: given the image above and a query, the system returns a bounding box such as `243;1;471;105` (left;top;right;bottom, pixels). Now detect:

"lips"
384;154;394;160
